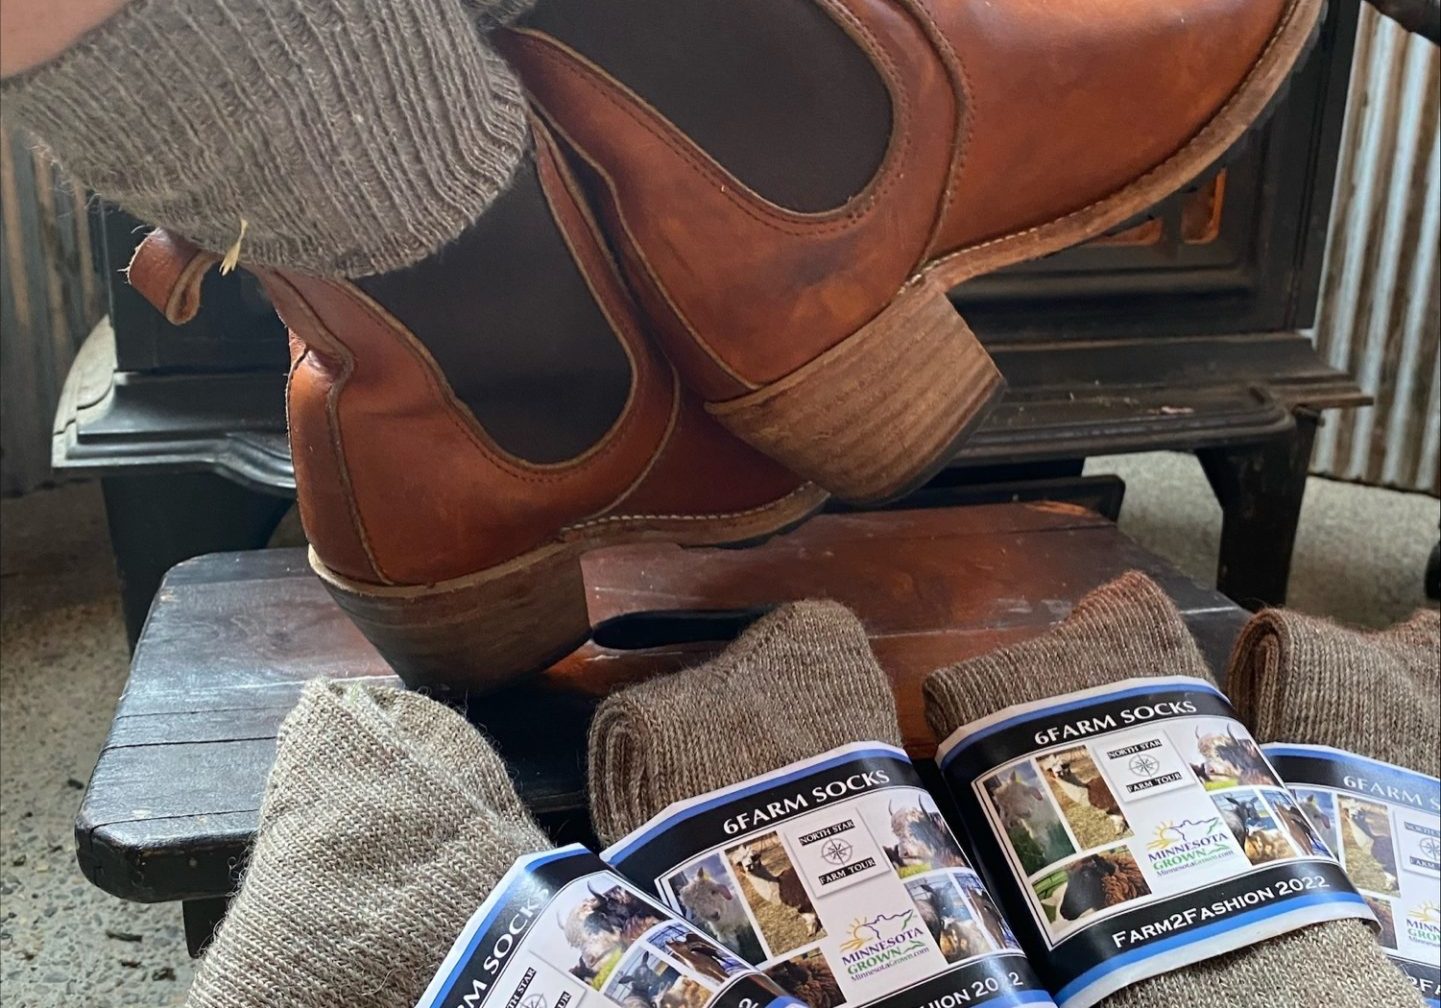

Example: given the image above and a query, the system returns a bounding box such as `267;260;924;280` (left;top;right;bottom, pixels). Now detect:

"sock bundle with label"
3;0;533;276
588;600;901;846
922;571;1421;1007
1228;607;1439;771
186;680;549;1008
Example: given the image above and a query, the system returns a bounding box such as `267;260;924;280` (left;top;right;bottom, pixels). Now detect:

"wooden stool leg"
182;895;231;957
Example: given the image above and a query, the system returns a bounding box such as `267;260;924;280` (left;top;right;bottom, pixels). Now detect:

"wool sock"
923;571;1422;1007
588;600;902;847
2;0;533;276
185;680;550;1008
1228;607;1440;771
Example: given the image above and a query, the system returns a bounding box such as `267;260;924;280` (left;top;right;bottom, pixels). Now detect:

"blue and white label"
935;677;1374;1008
602;743;1053;1008
418;845;803;1008
1263;743;1441;1007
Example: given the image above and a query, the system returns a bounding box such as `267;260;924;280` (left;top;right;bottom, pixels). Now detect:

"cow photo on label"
725;834;824;957
983;762;1076;876
1185;721;1279;791
1337;797;1401;895
877;793;967;877
904;873;989;963
1210;788;1296;866
664;855;766;965
1038;747;1133;850
1034;846;1151;933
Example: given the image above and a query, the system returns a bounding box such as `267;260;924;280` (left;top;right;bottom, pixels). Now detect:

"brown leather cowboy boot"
497;0;1324;504
127;118;826;692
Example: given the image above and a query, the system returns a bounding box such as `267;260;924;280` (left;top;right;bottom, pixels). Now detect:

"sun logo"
1407;901;1440;924
839;910;916;952
1149;823;1184;851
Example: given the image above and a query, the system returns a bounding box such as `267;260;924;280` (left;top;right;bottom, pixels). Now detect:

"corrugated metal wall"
1311;7;1440;494
0;120;105;496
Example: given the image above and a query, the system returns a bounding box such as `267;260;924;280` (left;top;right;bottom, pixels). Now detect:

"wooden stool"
75;502;1249;954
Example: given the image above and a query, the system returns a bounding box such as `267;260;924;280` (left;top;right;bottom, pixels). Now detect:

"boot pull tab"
125;228;221;325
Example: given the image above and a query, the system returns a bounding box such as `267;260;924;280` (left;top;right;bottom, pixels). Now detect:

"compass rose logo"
821;838;854;866
1128;754;1161;777
1421;836;1441;861
522;995;547;1008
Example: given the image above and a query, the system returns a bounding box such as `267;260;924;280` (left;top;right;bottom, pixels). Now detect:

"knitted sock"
186;680;550;1008
2;0;533;276
923;571;1422;1008
588;600;902;846
1228;607;1440;771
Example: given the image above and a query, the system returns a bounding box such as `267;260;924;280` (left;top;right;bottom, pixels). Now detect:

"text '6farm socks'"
186;681;550;1008
923;572;1421;1007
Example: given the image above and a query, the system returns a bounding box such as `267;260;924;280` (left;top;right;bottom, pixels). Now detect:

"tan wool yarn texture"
1228;606;1440;772
186;681;549;1008
923;571;1422;1008
3;0;532;277
588;600;902;846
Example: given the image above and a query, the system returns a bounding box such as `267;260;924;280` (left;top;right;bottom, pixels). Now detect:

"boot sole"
311;483;829;693
707;0;1324;506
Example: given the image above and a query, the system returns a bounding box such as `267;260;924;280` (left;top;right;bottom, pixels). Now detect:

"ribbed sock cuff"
186;681;549;1008
1228;607;1440;772
3;0;530;276
921;573;1421;1008
587;600;902;847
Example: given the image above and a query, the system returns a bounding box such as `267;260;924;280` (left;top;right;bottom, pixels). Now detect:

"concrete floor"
0;461;1437;1003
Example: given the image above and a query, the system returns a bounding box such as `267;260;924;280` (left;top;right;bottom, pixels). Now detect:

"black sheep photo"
764;949;844;1008
725;833;825;957
1033;846;1151;934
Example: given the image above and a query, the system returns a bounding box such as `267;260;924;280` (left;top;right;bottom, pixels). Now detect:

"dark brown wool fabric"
185;681;549;1008
923;572;1421;1008
1228;606;1440;772
588;600;902;846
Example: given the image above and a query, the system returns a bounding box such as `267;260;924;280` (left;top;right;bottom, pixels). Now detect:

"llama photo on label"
1338;796;1401;895
903;873;989;963
1210;788;1296;865
1038;746;1134;850
1291;788;1342;855
664;854;766;965
1184;721;1279;791
763;948;843;1008
1033;846;1151;934
982;761;1076;876
877;793;968;877
1262;788;1332;858
725;833;825;957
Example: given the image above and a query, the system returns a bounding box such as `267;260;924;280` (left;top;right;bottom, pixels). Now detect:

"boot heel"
708;275;1003;505
312;543;590;694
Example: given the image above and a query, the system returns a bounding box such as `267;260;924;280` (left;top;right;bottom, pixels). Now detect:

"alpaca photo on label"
725;833;825;957
1034;846;1151;934
1038;747;1133;850
764;948;843;1008
983;761;1076;876
1338;797;1401;895
664;854;765;965
904;873;989;963
1262;788;1332;858
1211;788;1296;865
1291;788;1342;855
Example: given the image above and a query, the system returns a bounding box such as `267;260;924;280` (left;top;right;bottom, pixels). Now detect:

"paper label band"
1262;743;1441;1007
602;743;1054;1008
418;845;803;1008
935;677;1374;1008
